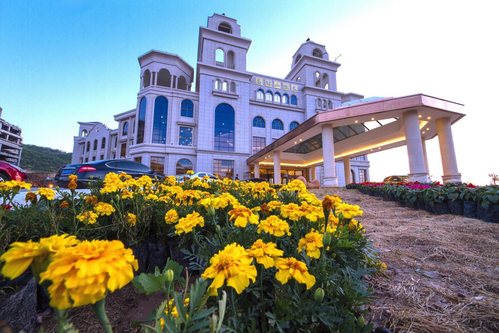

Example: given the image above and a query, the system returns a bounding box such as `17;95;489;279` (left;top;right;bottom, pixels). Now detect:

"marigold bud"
322;232;332;247
314;287;325;303
165;269;174;282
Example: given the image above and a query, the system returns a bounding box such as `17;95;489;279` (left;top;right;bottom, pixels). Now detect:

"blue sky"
1;0;498;184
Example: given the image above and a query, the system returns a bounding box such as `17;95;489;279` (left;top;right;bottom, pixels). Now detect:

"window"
122;122;129;136
179;126;193;146
81;129;88;137
291;95;298;105
213;159;234;179
92;156;96;161
143;70;151;88
359;169;367;183
230;81;236;93
137;97;146;144
101;137;106;149
227;51;235;69
222;81;228;91
178;76;188;90
216;48;224;66
322;73;329;89
93;139;98;150
294;54;302;64
252;116;265;128
157;69;171;87
313;48;323;58
214;103;235;151
108;160;151;172
134;157;142;164
274;93;281;103
181;99;194;117
214;79;221;90
272;119;284;130
218;23;232;34
328;100;332;109
256;89;264;100
265;91;272;102
150;156;165;175
120;143;127;157
100;155;104;160
282;94;289;104
252;136;266;154
152;96;168;144
176;158;193;175
289;121;299;131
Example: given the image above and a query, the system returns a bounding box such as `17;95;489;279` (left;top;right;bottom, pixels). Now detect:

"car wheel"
0;172;10;182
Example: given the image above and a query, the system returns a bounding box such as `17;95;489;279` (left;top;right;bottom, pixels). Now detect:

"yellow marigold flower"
68;175;78;190
257;215;291;237
266;200;282;211
323;195;342;210
84;195;98;206
0;180;31;191
280;179;307;194
299;193;321;206
59;200;70;209
201;243;257;295
280;203;302;222
164;209;179;224
247;239;283;268
100;172;124;194
145;193;159;201
274;257;316;289
348;219;365;232
0;234;78;279
122;189;134;199
127;213;137;226
297;230;324;259
186;170;194;175
299;202;323;222
229;205;259;228
37;188;56;201
77;211;98;224
39;239;138;310
94;202;115;216
136;175;153;188
335;203;363;219
175;211;204;235
164;175;177;186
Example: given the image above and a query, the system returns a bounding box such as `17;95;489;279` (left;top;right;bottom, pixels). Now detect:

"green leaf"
133;269;167;295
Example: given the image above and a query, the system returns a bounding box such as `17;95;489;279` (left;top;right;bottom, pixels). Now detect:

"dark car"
54;163;81;188
74;159;162;187
0;161;27;182
243;177;267;183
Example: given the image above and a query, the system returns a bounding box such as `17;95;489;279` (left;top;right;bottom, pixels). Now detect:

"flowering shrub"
1;175;380;332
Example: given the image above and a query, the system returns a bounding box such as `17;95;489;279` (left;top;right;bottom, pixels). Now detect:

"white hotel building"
72;14;464;186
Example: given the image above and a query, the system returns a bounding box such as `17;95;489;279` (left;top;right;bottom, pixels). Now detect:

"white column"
436;117;461;183
421;137;429;175
254;163;260;178
321;124;338;186
273;151;281;185
343;157;351;185
403;110;430;182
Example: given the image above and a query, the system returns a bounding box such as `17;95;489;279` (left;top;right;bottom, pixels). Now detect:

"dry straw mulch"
313;188;499;333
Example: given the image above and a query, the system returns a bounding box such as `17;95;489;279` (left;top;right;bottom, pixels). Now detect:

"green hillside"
20;144;71;173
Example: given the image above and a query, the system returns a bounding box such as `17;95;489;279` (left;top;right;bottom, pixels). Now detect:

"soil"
36;188;499;332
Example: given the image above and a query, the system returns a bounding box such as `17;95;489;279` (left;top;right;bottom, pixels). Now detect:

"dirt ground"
38;188;499;332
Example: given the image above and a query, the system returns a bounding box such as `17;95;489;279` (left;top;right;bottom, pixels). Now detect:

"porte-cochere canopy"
247;94;465;185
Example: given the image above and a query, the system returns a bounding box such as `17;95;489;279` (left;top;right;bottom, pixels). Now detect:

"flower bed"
346;181;499;223
0;175;381;332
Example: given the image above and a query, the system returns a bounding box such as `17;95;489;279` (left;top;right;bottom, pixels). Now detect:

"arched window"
181;99;194;117
322;73;329;89
291;95;298;105
137;97;146;144
256;89;264;100
93;139;98;150
81;129;88;137
230;81;236;93
265;91;273;102
86;142;90;152
312;48;323;58
289;121;299;131
176;158;193;175
216;48;225;66
252;116;265;128
272;119;284;130
122;121;129;136
101;137;106;149
222;81;228;91
327;100;332;109
214;103;235;152
274;93;281;103
157;69;171;87
227;50;235;69
294;54;302;65
282;94;289;104
143;70;151;88
177;76;188;90
214;79;221;90
218;23;232;34
152;96;168;144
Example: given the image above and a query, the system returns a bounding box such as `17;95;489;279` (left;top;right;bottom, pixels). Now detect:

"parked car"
189;172;218;180
74;159;162;187
54;163;81;188
0;161;27;181
243;177;267;183
383;175;409;184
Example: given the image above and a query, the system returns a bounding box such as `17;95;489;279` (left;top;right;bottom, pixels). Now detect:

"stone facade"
0;107;23;166
71;14;370;185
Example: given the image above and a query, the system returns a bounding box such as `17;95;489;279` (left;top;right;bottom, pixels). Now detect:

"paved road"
2;188;91;205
